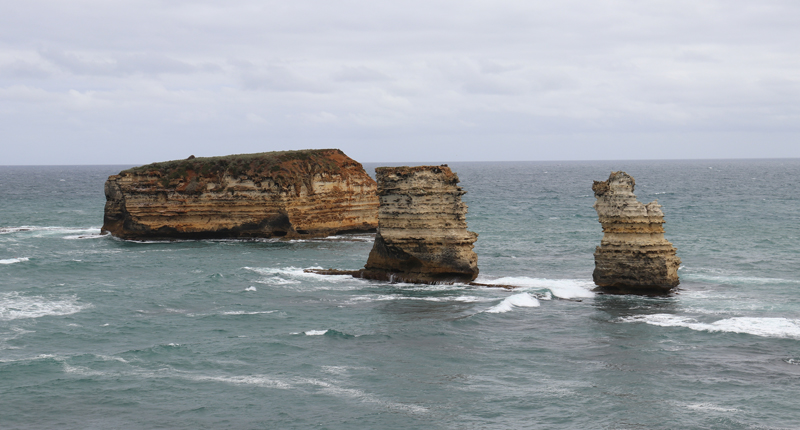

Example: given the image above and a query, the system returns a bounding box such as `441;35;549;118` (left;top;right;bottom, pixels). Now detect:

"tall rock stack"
101;149;378;240
592;171;681;293
359;165;479;284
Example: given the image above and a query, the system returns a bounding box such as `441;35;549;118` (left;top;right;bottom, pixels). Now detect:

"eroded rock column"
359;165;479;284
592;171;680;293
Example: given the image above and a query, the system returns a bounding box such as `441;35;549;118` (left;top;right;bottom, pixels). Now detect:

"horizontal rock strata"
592;171;681;294
101;149;378;240
356;165;479;284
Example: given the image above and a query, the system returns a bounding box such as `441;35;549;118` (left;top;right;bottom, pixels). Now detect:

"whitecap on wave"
243;266;366;290
349;294;486;304
0;226;102;238
0;257;29;265
60;362;426;413
619;314;800;339
476;276;595;299
220;310;277;316
681;269;800;286
683;402;739;413
288;234;375;243
484;293;540;313
0;292;89;321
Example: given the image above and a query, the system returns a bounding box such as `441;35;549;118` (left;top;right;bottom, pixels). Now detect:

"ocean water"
1;160;799;429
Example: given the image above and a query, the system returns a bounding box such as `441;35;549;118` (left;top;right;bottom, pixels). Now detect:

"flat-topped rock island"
101;149;378;240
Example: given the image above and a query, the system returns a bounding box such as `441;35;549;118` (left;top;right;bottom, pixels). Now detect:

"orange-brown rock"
592;171;681;294
101;149;378;240
356;165;479;284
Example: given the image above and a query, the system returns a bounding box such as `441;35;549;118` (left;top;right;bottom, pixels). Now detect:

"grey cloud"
478;60;523;75
38;49;220;76
1;0;799;164
240;66;330;93
332;66;390;82
462;77;528;95
0;60;51;79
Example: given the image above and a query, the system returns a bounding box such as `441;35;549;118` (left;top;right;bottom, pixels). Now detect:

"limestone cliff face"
101;149;378;240
358;165;479;284
592;171;681;293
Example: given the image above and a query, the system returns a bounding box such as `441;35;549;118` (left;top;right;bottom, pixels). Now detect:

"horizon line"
1;155;799;167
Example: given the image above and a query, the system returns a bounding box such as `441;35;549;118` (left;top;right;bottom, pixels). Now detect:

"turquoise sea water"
1;160;799;429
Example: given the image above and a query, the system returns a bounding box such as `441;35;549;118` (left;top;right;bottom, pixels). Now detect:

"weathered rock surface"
356;165;479;284
592;171;681;293
101;149;378;240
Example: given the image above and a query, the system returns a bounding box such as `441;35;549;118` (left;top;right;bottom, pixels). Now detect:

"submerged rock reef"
359;165;479;284
592;171;681;294
101;149;378;240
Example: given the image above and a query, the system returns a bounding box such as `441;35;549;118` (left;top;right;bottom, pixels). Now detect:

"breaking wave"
0;257;29;265
0;226;102;238
0;292;89;321
476;276;595;299
680;268;800;286
484;292;540;313
243;266;366;290
348;294;486;303
619;314;800;339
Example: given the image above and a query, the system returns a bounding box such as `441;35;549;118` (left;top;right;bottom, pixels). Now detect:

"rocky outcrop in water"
357;165;479;284
592;171;681;293
101;149;378;240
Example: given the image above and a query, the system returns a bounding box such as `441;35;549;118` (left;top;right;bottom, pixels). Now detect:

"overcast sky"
1;0;799;165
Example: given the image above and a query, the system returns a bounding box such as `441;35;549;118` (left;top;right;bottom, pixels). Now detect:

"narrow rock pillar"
359;165;479;284
592;171;680;293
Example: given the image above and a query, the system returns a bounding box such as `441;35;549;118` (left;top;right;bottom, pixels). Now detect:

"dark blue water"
1;160;799;429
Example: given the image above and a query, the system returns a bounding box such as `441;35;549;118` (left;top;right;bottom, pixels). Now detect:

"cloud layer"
1;0;799;164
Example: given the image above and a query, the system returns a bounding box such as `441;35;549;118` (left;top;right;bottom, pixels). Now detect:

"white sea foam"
291;234;375;243
0;326;35;351
391;283;469;291
297;378;428;413
321;365;351;375
244;266;366;290
62;361;295;390
0;353;61;363
620;314;800;339
0;257;28;265
182;373;292;389
58;360;423;413
63;231;106;240
681;269;800;286
684;403;739;413
0;226;102;237
254;278;301;285
96;354;129;363
0;227;34;234
0;292;89;321
349;294;487;303
244;286;257;292
220;310;277;316
476;276;595;299
484;293;540;313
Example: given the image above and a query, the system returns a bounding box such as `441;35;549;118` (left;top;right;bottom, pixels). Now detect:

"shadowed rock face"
358;165;479;284
101;149;378;240
592;171;681;294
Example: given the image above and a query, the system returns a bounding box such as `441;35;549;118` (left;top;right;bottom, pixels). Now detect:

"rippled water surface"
1;160;799;429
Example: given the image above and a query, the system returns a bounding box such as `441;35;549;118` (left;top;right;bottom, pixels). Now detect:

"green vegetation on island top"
119;149;351;188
